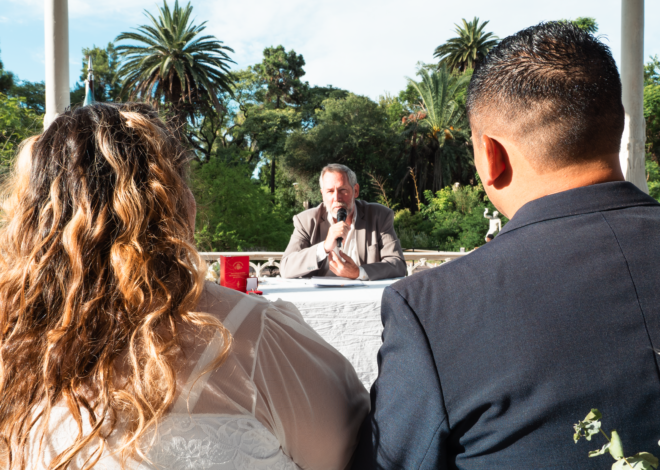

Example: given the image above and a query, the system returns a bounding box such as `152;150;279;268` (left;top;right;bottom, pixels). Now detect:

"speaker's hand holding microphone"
323;207;350;253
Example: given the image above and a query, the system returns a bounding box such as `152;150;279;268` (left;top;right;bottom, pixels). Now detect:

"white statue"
484;208;502;241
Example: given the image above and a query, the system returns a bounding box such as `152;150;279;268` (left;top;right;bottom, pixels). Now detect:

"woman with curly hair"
0;103;368;469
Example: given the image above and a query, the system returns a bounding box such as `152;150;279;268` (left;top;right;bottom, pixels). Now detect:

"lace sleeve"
251;299;370;470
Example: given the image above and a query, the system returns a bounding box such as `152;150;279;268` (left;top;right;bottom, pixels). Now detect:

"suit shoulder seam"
599;212;660;376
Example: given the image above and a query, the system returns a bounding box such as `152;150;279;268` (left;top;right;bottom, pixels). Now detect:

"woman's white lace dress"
28;283;370;470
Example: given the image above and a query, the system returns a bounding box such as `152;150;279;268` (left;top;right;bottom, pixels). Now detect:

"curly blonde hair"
0;103;231;468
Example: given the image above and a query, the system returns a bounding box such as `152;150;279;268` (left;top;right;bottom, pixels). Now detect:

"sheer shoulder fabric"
27;282;369;470
188;282;370;469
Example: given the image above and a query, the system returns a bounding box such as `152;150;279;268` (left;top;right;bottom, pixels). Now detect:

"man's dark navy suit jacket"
353;182;660;469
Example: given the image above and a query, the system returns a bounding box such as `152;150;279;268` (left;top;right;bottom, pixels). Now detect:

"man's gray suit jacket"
280;199;406;280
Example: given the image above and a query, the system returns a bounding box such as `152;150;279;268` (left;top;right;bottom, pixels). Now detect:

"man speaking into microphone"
280;164;406;280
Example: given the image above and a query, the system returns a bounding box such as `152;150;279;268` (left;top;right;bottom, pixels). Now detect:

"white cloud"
200;0;634;99
68;0;157;22
6;0;157;22
4;0;659;98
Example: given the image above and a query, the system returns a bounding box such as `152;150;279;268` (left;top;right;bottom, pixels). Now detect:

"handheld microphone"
336;207;347;248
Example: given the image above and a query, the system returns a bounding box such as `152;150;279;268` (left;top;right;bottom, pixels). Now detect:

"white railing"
198;250;470;277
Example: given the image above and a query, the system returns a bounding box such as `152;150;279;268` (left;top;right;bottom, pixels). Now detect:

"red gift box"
219;255;250;293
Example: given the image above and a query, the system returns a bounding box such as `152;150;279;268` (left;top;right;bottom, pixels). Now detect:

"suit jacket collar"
499;181;659;237
318;203;328;223
355;200;367;263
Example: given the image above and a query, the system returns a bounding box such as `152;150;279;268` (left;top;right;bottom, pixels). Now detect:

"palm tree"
406;65;471;191
434;17;499;73
115;0;235;128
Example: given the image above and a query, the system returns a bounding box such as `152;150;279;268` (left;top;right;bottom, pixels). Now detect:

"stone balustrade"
198;250;470;277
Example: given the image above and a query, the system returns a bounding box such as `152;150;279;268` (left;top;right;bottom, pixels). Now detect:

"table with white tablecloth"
259;278;401;389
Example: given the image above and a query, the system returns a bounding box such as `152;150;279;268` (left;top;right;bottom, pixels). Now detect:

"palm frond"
433;17;499;72
115;0;235;122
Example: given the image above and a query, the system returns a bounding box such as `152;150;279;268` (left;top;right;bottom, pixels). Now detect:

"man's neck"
493;156;624;218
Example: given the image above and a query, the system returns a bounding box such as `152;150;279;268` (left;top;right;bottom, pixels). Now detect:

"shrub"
394;182;506;251
191;158;293;251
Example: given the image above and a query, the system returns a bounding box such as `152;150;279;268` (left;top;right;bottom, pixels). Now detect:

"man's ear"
482;134;509;186
353;184;360;199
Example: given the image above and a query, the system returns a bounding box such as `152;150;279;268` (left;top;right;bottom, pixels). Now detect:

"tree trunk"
168;76;186;141
433;146;444;192
270;156;276;194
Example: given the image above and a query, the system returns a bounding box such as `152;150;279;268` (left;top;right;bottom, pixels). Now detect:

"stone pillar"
44;0;70;128
619;0;648;193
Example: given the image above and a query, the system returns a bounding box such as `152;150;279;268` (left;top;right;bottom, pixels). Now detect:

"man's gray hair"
319;164;358;189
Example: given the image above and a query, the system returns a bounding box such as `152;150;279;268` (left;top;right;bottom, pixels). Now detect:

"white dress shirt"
315;206;369;280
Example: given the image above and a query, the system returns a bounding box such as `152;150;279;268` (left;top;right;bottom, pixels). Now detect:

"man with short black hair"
353;22;660;468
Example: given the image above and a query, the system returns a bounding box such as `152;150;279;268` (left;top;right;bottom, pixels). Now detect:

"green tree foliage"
645;55;660;86
10;81;45;114
187;68;262;163
2;13;510;255
645;56;660;160
394;180;504;251
284;93;403;203
646;159;660;202
1;47;45;115
115;0;235;128
70;43;122;105
406;65;471;191
644;56;660;202
399;80;421;107
257;160;308;220
249;46;309;193
0;93;41;172
302;86;349;124
433;18;499;73
392;66;474;211
572;17;598;33
254;46;307;109
378;93;406;130
645;84;660;158
242;107;301;158
0;50;14;95
191;155;293;251
558;17;599;34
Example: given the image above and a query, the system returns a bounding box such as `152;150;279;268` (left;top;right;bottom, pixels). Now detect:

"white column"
619;0;648;193
44;0;70;128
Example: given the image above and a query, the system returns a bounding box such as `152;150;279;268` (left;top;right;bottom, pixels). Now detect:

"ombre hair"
0;103;231;468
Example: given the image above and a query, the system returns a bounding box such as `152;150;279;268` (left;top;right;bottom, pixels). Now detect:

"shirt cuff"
358;266;369;281
316;242;328;263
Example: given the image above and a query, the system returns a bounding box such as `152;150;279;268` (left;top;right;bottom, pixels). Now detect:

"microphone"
336;208;347;248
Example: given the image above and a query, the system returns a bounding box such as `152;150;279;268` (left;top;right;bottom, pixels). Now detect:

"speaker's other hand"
328;250;360;279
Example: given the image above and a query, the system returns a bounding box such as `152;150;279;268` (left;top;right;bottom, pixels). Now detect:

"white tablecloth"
259;278;400;389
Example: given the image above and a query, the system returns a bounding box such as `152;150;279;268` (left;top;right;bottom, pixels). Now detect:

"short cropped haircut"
319;163;358;188
466;22;624;170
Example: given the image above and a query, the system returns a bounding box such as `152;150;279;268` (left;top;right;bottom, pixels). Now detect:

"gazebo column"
44;0;70;128
619;0;648;193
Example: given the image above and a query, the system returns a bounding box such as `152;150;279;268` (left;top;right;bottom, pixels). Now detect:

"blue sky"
1;0;659;100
